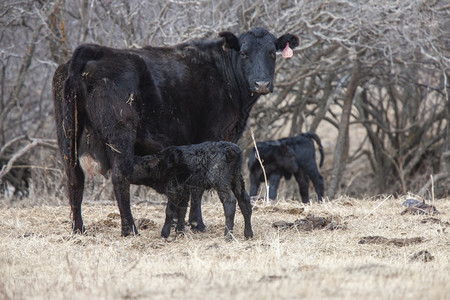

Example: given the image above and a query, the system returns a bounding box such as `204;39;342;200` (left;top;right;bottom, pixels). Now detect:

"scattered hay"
410;250;434;262
358;236;425;247
420;217;450;226
136;218;157;230
256;206;305;215
401;199;440;215
107;212;120;219
102;219;118;227
272;214;345;231
258;275;287;282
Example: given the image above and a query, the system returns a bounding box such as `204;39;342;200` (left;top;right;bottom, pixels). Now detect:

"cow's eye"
240;51;248;59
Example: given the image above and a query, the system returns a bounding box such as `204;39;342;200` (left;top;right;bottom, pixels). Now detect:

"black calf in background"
248;133;324;203
248;142;298;199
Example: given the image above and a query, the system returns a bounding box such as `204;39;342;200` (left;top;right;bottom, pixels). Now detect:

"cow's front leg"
188;188;206;232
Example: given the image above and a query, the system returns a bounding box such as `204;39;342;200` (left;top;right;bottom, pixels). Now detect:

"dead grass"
0;195;449;299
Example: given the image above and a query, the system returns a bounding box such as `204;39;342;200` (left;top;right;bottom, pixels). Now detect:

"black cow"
130;141;252;239
52;28;299;236
248;133;324;203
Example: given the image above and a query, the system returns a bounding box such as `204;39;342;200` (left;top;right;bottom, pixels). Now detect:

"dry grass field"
1;194;449;299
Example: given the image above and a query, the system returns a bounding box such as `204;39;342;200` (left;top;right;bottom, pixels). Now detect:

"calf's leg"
161;197;177;238
217;190;236;238
188;188;206;232
303;164;325;202
175;190;190;234
294;169;310;203
233;177;253;239
268;173;282;200
249;171;261;197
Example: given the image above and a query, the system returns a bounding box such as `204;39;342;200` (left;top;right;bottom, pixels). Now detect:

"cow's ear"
218;31;240;51
275;34;300;51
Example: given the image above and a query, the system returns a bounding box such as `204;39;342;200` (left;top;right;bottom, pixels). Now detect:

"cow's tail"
62;44;103;168
303;132;324;168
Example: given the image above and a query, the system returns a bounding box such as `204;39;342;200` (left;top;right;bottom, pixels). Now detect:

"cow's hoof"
72;222;86;234
72;226;86;235
224;230;234;242
121;225;139;237
244;229;254;240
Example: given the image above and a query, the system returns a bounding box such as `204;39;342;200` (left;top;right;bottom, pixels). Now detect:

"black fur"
52;28;300;236
248;133;324;203
131;141;253;239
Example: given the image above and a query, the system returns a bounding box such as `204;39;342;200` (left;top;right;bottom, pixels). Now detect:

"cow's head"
219;28;299;95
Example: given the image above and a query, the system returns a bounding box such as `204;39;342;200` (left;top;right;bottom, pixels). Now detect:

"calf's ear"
219;31;240;51
275;34;300;51
146;156;159;168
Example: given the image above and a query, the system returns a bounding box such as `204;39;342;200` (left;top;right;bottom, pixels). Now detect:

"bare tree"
0;0;448;199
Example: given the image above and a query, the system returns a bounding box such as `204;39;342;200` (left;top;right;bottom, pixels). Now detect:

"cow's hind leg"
111;165;138;236
109;130;139;237
188;188;206;232
67;165;85;233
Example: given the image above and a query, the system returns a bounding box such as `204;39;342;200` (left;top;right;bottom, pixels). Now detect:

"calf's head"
219;28;299;95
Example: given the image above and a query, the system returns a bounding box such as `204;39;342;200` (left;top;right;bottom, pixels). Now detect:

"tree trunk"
327;59;361;199
444;71;450;196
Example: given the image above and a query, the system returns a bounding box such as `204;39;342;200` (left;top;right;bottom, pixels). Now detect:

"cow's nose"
254;81;271;94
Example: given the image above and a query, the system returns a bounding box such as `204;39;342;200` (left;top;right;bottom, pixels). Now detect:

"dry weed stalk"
250;128;269;202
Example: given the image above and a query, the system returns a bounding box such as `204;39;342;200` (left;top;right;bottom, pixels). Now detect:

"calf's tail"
304;132;324;168
62;44;103;168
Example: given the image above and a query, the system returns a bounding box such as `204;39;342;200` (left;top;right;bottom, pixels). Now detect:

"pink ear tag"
282;42;293;58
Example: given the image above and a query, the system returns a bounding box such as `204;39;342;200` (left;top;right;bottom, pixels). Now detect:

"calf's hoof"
189;221;206;232
161;225;171;238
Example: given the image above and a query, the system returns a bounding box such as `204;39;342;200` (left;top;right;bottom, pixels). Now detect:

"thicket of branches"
0;0;448;200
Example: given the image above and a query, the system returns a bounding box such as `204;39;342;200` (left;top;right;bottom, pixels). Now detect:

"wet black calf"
131;141;253;239
248;133;324;203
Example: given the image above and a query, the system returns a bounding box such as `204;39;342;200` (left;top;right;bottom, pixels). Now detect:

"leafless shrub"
0;0;448;200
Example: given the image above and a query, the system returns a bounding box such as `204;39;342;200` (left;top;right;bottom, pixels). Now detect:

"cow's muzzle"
253;81;272;95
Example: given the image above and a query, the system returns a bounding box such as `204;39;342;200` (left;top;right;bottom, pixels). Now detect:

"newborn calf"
131;141;253;239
